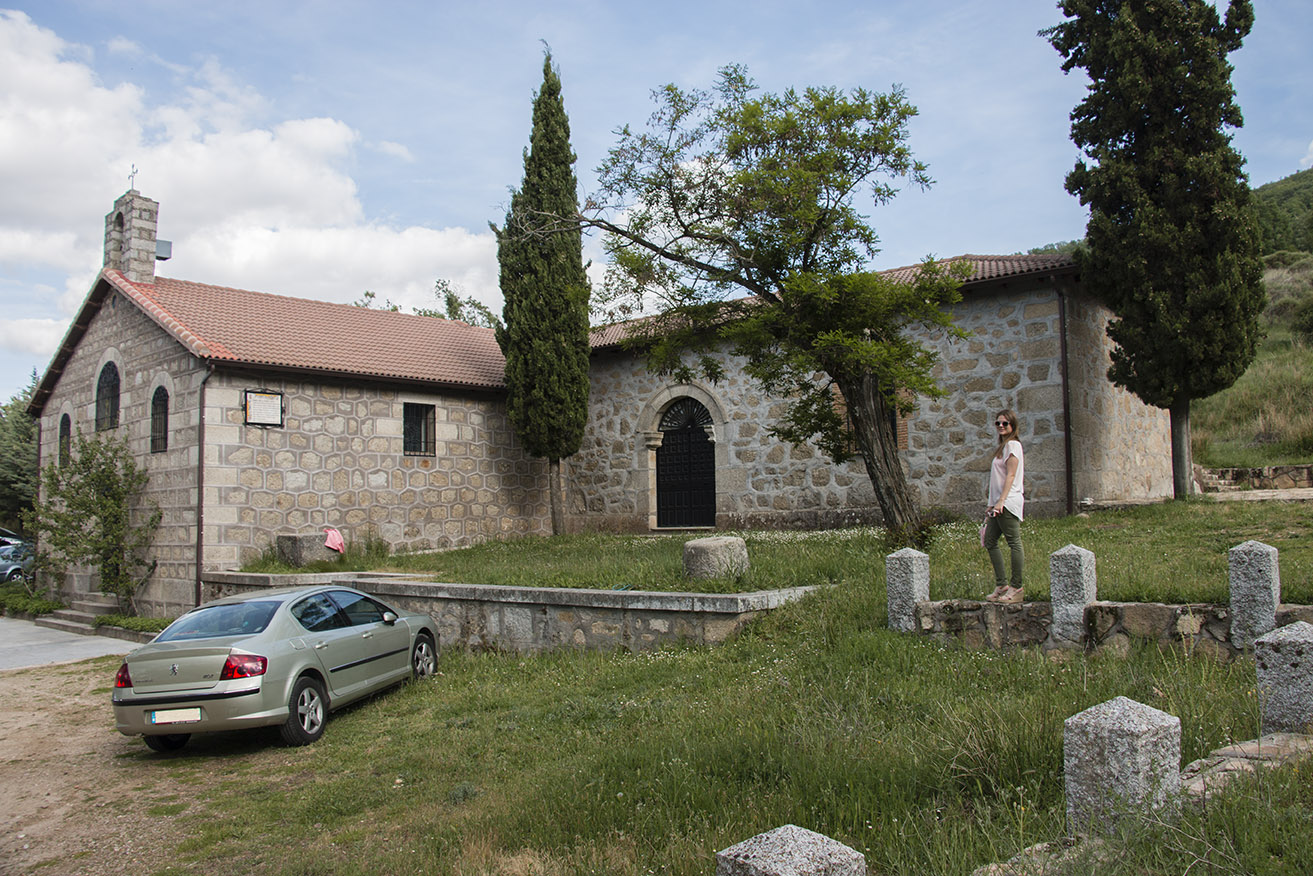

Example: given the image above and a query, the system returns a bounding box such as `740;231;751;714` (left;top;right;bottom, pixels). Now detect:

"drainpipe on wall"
1057;287;1075;516
194;362;214;606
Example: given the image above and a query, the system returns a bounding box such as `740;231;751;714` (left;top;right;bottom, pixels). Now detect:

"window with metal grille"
150;386;169;453
95;363;120;431
59;414;71;465
403;403;436;456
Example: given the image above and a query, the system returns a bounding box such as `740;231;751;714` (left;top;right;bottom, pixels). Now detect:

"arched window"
95;362;120;431
150;386;169;453
59;414;71;465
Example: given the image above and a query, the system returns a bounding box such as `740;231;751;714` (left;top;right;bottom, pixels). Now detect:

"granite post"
716;825;865;876
1229;540;1280;649
1050;544;1097;647
1064;696;1181;833
1254;621;1313;735
886;547;929;633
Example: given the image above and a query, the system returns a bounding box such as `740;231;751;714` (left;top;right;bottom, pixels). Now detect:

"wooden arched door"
655;398;715;527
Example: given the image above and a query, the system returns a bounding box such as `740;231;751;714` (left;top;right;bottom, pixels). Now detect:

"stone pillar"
1064;696;1180;833
716;825;865;876
1255;621;1313;735
1049;544;1096;647
1229;540;1280;650
886;547;929;633
683;536;749;580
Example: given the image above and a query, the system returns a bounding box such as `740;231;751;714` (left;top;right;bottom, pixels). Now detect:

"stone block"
683;536;749;580
1254;621;1313;735
885;547;929;633
1064;696;1180;833
1050;545;1096;646
716;824;865;876
1229;540;1280;649
274;533;340;567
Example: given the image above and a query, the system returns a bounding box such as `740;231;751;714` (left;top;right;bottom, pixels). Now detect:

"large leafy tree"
0;372;39;531
1045;0;1265;497
493;52;591;535
582;66;965;539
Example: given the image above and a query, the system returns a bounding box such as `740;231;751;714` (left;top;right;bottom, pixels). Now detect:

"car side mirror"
382;611;398;625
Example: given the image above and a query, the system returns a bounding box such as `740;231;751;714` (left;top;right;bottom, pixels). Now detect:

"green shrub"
1293;294;1313;343
93;613;174;633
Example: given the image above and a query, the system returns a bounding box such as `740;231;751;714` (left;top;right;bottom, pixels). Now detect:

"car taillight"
115;662;132;688
220;654;268;680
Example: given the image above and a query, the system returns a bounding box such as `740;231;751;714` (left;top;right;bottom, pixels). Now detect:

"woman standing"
984;409;1025;603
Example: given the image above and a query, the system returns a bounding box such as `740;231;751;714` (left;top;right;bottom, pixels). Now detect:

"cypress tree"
493;52;590;534
1045;0;1265;497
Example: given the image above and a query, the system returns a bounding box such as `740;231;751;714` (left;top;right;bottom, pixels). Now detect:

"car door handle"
361;632;373;639
314;641;327;650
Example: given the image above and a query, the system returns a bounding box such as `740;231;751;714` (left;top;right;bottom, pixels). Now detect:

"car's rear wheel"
411;633;437;680
279;676;327;746
143;733;190;753
5;568;21;582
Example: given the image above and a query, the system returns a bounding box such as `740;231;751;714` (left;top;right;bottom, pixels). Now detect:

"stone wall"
914;599;1313;657
1063;291;1173;504
199;572;816;653
570;351;878;532
36;283;206;615
903;277;1171;518
202;372;552;572
575;277;1172;530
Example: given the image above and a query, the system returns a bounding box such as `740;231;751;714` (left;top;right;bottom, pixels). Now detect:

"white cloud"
0;318;71;355
1301;138;1313;169
0;10;503;362
374;140;415;162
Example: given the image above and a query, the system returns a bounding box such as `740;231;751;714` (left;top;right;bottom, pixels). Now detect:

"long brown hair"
994;409;1019;459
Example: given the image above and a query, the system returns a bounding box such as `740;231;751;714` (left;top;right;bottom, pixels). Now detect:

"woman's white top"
988;439;1025;520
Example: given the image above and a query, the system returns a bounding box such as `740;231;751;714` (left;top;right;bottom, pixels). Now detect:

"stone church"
29;191;1172;613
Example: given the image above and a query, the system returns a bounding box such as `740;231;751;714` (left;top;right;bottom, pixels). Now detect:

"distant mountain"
1253;168;1313;254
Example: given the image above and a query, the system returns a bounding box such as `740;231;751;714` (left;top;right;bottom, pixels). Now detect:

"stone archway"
655;397;716;527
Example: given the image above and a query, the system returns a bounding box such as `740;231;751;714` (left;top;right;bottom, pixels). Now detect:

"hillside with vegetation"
1191;250;1313;466
1253;167;1313;254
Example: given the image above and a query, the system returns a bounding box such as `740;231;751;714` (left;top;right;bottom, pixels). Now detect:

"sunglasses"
995;420;1011;427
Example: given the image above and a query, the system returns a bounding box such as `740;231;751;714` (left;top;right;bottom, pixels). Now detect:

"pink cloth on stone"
323;528;345;553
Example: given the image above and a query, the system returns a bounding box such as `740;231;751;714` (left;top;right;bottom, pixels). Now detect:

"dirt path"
0;656;196;876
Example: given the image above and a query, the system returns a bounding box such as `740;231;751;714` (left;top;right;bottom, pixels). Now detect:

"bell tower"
103;190;167;284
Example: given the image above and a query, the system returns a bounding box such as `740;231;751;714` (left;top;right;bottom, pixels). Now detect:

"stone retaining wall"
1212;465;1313;490
200;572;815;653
914;599;1313;657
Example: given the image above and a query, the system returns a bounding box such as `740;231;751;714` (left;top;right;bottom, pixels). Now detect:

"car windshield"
155;601;280;642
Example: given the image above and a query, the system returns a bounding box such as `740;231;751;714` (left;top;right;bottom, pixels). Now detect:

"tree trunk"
548;458;565;535
837;372;920;541
1169;400;1194;499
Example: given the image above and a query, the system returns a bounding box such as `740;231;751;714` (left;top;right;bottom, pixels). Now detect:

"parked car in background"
0;541;33;582
0;527;23;547
112;585;439;752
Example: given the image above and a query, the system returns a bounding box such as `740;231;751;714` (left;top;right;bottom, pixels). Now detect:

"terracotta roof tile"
106;271;505;390
590;253;1078;349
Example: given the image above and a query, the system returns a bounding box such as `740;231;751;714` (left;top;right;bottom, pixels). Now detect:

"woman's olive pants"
983;508;1024;589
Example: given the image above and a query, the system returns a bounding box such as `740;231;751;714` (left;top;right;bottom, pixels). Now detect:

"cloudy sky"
1;0;1309;400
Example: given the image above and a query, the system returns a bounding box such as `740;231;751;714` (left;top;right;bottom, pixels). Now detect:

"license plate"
149;707;201;724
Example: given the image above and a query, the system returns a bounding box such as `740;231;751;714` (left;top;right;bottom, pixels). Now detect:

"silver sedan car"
112;585;438;752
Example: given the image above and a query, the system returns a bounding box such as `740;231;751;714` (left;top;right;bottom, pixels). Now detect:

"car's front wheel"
279;676;327;746
411;633;437;680
5;568;21;582
143;733;190;753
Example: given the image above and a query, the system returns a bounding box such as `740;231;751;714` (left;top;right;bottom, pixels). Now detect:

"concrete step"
51;608;100;625
35;615;97;636
70;599;120;616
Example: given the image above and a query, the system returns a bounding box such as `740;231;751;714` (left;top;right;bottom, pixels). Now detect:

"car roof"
196;585;363;609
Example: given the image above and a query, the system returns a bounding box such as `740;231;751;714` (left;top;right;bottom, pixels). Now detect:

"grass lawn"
132;499;1313;875
252;498;1313;605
